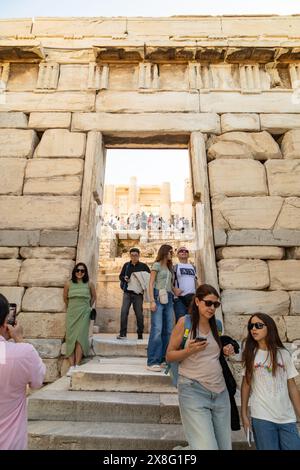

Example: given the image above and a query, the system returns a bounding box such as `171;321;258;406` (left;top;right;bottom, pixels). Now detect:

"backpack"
165;315;223;387
120;262;130;291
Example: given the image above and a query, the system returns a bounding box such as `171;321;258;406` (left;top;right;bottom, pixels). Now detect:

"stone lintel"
72;112;220;134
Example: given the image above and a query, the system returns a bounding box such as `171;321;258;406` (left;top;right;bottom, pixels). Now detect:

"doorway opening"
96;148;195;334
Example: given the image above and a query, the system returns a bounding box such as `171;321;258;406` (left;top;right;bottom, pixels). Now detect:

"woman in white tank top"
166;284;236;450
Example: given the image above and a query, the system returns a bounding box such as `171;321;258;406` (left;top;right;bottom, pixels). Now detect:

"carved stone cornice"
0;40;45;62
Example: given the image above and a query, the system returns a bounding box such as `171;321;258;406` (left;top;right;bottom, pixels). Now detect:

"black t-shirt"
119;261;150;285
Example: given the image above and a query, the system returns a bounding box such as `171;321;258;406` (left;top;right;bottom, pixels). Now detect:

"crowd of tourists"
103;211;193;233
0;244;300;450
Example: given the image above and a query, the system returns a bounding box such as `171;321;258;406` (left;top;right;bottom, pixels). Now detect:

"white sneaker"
147;365;161;372
66;366;76;377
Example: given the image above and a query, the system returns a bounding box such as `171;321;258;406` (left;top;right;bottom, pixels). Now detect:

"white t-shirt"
242;348;298;423
174;263;196;296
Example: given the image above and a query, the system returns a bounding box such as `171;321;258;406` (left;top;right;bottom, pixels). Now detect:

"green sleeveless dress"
66;281;91;357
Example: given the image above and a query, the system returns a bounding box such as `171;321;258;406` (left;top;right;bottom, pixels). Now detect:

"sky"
0;0;300;18
105;150;189;201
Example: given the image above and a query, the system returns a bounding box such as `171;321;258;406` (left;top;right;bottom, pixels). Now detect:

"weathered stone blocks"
43;359;61;383
213;196;283;230
208;131;281;161
275;198;300;230
220;113;260;133
34;129;86;158
221;289;290;316
290;292;300;315
0;230;40;247
265;160;300;197
216;246;284;260
20;247;76;259
24;158;83;196
22;287;66;312
208;159;267;197
0;196;80;230
0;286;25;312
0;259;22;286
260;114;300;134
0;247;19;258
18;259;74;287
0;158;27;195
96;91;199;113
218;259;269;290
26;339;62;358
281;130;300;159
0;129;38;158
285;317;300;341
1;92;95;113
287;247;300;259
28;112;71;130
269;260;300;290
227;229;300;246
17;312;66;339
39;231;78;247
0;112;28;128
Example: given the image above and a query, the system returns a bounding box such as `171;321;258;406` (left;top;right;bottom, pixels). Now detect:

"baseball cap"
177;246;189;253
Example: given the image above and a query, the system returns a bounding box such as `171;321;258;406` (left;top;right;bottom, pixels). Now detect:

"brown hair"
189;284;221;349
155;244;173;272
242;312;285;385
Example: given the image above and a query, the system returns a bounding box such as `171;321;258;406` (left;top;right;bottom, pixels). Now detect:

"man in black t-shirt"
117;248;150;340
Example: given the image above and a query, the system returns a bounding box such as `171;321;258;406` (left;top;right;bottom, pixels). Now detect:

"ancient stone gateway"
0;16;300;384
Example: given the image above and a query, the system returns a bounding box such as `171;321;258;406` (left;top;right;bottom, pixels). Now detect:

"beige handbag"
159;270;170;304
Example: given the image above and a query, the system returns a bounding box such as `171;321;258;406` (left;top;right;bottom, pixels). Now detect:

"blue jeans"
178;375;232;450
252;417;300;450
174;298;188;322
147;289;174;366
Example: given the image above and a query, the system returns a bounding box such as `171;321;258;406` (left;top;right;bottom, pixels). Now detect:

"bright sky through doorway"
105;150;190;201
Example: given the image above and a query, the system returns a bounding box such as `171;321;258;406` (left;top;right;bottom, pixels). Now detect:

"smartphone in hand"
7;303;17;326
195;336;207;342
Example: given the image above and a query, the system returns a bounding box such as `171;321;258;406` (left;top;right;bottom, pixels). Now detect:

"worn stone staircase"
28;335;250;450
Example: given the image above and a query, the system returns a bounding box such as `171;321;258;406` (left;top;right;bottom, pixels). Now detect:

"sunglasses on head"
201;299;221;309
248;322;266;330
76;268;85;273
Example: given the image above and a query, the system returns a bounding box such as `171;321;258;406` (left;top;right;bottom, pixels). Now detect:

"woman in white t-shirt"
241;312;300;450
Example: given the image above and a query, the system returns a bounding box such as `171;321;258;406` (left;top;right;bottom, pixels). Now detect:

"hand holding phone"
7;303;17;327
195;336;207;342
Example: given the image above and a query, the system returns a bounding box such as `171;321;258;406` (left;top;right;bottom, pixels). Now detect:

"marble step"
28;420;251;450
28;377;180;423
28;420;187;450
92;334;148;357
70;357;176;394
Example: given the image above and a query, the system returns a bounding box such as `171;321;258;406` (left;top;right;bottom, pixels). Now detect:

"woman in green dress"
63;262;96;376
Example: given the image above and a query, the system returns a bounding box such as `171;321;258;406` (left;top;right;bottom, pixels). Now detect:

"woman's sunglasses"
248;322;266;330
76;268;85;273
201;300;221;309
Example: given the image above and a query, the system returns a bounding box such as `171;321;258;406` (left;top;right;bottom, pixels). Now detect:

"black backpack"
120;262;130;291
